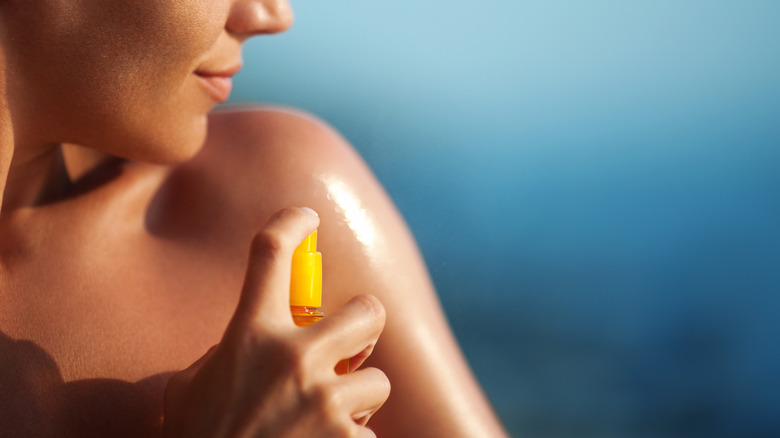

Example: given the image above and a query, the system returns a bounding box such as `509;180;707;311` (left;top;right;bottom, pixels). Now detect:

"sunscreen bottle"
290;230;324;326
290;231;349;374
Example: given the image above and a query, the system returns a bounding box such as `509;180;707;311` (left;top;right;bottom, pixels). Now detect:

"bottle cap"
290;231;322;307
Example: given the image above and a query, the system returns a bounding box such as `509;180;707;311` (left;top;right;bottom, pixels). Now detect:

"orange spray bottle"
290;230;324;326
290;231;349;374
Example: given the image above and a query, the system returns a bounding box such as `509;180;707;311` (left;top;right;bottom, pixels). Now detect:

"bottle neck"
290;305;324;327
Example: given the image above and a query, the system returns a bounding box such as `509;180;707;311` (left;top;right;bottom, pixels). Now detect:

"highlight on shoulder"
154;104;390;252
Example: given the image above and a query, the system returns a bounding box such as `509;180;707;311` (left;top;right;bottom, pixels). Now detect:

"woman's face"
2;0;293;163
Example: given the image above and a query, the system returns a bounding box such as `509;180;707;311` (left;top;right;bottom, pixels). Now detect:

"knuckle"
351;294;385;321
306;384;356;437
250;229;287;259
232;329;309;377
309;383;341;412
259;334;307;367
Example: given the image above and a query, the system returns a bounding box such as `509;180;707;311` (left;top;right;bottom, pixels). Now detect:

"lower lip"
195;74;233;103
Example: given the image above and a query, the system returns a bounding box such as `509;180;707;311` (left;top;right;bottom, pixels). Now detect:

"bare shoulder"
205;104;357;168
205;105;374;191
176;105;418;305
196;105;398;231
165;106;507;436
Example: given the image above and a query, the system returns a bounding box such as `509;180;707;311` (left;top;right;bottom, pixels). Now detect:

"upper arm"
204;106;508;437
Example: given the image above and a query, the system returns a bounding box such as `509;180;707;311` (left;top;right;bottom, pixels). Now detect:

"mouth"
194;64;241;103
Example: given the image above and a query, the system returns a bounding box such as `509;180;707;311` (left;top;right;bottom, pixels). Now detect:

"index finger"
306;294;386;371
231;207;320;330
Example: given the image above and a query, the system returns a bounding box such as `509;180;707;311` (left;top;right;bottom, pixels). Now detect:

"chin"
133;139;206;165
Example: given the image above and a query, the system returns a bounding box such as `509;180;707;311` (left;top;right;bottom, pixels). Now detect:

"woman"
0;0;507;436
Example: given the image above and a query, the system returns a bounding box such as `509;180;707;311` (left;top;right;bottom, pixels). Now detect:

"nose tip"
227;0;294;37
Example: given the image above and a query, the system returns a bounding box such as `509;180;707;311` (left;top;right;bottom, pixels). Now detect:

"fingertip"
256;207;320;252
266;206;319;225
300;206;319;218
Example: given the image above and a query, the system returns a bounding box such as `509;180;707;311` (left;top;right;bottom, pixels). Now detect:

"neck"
0;42;69;214
0;49;113;216
1;142;72;213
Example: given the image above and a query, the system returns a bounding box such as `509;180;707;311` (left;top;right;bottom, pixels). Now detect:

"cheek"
16;0;228;159
84;0;226;99
105;2;226;161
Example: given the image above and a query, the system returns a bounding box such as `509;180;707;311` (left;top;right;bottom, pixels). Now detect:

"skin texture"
0;0;508;436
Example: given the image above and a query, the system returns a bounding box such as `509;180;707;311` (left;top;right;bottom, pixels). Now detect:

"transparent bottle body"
291;305;324;326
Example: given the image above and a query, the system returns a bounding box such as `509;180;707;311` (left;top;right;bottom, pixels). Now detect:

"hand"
163;207;390;438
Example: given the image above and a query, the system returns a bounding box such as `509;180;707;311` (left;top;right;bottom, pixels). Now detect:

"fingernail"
300;207;318;217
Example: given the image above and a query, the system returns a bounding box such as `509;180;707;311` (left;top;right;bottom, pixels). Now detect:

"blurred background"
230;1;780;437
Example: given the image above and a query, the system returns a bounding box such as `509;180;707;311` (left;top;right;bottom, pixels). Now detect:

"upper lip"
195;63;242;78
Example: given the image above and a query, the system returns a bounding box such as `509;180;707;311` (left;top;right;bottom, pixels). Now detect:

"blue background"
231;2;780;437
